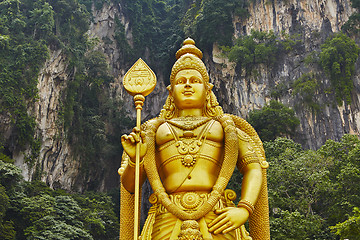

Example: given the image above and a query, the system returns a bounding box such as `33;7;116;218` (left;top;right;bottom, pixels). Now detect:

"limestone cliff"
209;0;359;149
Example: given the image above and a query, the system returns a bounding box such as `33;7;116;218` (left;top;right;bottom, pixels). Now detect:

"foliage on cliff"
224;30;279;75
119;0;248;74
319;33;360;105
247;100;300;142
292;72;321;111
223;30;301;76
182;0;248;50
0;0;49;152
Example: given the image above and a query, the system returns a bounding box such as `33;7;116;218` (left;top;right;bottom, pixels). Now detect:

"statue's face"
172;69;207;110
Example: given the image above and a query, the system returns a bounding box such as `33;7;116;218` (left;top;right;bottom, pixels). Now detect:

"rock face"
238;0;354;36
87;2;167;121
13;49;80;189
208;0;359;149
5;0;360;191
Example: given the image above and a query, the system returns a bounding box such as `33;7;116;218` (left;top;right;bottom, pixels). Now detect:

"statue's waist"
158;160;220;193
149;190;237;214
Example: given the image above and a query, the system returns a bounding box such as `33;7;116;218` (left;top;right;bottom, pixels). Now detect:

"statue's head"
159;38;223;119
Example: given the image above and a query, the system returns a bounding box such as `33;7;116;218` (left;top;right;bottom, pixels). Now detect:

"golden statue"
118;38;270;240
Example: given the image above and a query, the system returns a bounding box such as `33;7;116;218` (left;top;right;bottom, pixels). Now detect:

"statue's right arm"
119;127;147;193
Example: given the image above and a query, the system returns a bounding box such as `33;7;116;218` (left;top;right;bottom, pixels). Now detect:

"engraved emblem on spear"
121;58;156;240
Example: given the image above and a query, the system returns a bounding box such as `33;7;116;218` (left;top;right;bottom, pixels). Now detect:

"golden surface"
119;38;270;240
123;58;156;97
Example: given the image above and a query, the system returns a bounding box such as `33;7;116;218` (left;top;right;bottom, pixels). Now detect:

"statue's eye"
176;78;185;84
191;77;202;83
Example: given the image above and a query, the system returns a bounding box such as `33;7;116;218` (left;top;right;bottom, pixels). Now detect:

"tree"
270;210;323;240
265;135;360;239
247;100;300;141
319;33;360;105
317;135;360;224
0;161;23;190
265;138;336;238
29;2;55;39
292;72;320;111
24;195;94;240
0;184;15;240
330;207;360;240
226;30;279;75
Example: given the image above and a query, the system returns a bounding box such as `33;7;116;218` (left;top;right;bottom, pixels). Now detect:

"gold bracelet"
237;199;255;215
127;158;144;168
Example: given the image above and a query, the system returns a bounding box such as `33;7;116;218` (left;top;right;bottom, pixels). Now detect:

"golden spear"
122;58;157;240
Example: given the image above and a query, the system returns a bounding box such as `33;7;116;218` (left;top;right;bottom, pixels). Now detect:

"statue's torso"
155;118;224;193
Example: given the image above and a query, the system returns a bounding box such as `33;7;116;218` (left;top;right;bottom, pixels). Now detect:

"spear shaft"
134;95;145;239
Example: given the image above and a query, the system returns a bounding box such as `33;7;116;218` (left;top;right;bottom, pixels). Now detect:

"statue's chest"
156;119;224;145
155;119;224;169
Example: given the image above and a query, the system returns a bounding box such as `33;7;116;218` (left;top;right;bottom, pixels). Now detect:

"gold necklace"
165;120;215;167
167;117;211;131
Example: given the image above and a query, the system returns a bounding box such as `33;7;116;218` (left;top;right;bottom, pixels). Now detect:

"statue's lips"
182;90;195;96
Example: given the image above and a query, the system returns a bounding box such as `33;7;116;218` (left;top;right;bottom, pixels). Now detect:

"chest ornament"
166;118;215;167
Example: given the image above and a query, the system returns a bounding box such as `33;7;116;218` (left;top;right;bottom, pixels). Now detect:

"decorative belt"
149;189;237;215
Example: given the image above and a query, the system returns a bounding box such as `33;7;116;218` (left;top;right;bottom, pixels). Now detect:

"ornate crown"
170;38;209;85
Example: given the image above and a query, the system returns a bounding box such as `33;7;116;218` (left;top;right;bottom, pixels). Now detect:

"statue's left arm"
208;128;262;234
236;128;263;208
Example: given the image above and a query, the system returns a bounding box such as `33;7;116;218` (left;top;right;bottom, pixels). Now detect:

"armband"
238;154;259;173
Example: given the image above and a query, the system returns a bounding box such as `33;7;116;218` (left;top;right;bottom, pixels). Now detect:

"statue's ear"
208;83;214;90
167;85;172;94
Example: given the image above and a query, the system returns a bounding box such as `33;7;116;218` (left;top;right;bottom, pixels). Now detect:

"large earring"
205;92;217;117
161;95;176;119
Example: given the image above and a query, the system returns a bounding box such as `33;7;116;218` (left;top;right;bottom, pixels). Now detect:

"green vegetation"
223;30;301;76
330;207;360;239
62;47;132;188
266;135;360;239
0;158;119;239
319;33;360;105
223;30;279;76
0;0;49;151
270;82;288;100
121;0;185;73
342;0;360;34
292;72;321;111
247;100;300;142
183;0;248;50
0;0;92;166
121;0;249;70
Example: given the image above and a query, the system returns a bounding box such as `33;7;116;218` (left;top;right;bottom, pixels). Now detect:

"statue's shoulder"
141;117;165;133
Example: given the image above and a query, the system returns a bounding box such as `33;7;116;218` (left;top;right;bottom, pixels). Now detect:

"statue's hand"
208;207;249;234
121;127;147;160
